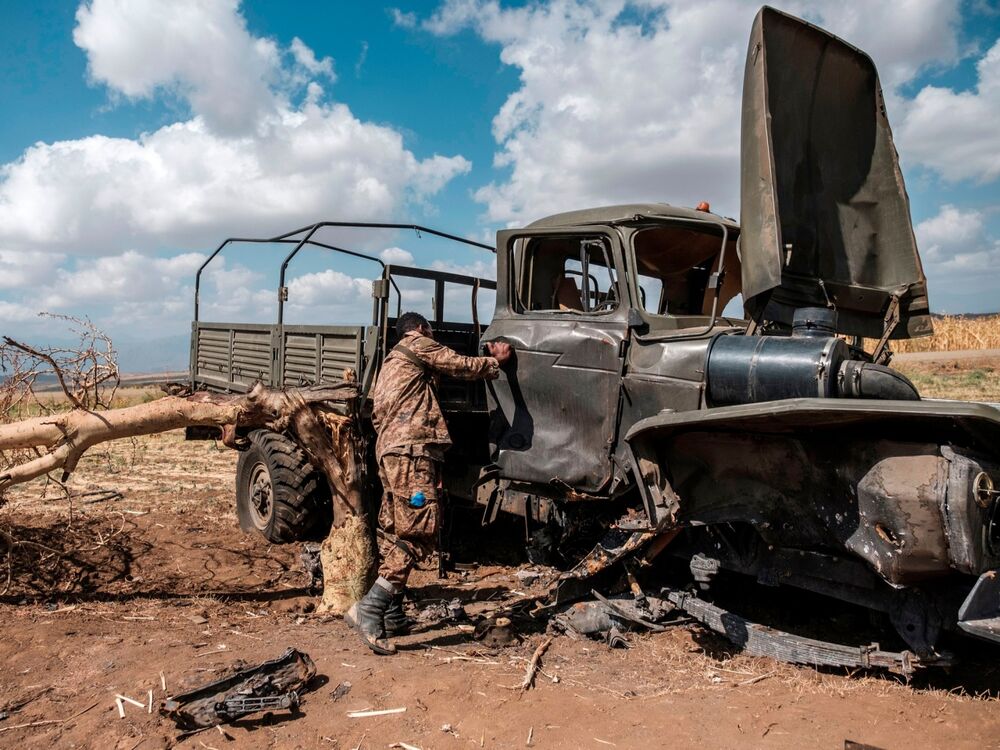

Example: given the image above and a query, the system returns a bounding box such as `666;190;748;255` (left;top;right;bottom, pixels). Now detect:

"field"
2;352;1000;749
891;314;1000;354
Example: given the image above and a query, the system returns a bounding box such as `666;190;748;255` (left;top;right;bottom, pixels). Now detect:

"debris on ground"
551;592;674;647
416;598;467;624
347;707;407;718
518;636;554;692
473;615;517;647
330;681;352;702
300;542;324;593
160;648;316;729
515;568;542;583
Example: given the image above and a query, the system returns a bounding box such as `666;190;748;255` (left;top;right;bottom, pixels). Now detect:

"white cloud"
430;257;496;279
0;110;470;255
74;0;281;135
390;8;418;29
420;0;962;226
897;39;1000;183
287;268;370;307
915;204;1000;274
914;204;987;264
0;1;471;262
0;251;66;290
290;37;335;80
0;301;39;324
40;250;205;308
0;249;215;338
379;247;415;265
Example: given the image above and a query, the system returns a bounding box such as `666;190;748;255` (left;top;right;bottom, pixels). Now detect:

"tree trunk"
0;382;356;502
0;381;374;614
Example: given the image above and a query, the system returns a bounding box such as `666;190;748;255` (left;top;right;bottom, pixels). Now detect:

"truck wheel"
235;430;331;543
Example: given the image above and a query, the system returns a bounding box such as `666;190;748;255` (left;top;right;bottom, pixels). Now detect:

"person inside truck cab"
346;312;512;655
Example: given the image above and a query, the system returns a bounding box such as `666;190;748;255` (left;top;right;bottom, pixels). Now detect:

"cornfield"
888;315;1000;354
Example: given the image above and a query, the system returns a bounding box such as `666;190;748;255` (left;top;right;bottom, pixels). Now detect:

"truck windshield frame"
623;216;742;339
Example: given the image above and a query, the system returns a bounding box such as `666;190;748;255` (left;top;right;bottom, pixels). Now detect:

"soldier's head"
397;311;433;339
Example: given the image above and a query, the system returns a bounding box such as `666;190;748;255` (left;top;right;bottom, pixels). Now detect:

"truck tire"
235;430;331;543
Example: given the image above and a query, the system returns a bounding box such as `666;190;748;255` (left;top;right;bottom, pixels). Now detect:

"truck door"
483;227;628;494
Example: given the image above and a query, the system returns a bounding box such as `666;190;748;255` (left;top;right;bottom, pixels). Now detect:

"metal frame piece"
194;221;495;324
662;586;949;676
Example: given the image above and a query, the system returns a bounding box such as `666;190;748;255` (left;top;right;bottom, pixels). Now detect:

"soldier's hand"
486;340;512;365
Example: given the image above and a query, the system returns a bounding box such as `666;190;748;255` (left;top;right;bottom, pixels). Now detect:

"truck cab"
479;206;742;517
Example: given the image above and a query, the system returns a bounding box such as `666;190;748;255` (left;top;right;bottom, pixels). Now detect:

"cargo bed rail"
190;221;496;410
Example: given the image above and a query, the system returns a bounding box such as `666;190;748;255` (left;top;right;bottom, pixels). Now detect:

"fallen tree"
0;381;359;499
0;321;374;612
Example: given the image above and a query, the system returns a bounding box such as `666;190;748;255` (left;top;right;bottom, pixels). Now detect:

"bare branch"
3;337;85;409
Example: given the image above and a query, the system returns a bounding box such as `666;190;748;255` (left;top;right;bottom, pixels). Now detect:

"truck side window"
515;236;618;314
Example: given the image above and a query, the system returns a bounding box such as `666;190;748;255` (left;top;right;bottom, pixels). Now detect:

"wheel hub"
247;462;273;529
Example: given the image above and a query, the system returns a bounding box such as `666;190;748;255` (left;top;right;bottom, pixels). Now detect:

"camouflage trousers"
376;451;442;587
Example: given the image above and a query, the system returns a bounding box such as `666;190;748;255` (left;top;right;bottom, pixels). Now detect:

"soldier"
346;311;512;654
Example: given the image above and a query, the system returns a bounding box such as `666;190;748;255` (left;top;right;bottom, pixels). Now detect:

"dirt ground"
3;390;1000;749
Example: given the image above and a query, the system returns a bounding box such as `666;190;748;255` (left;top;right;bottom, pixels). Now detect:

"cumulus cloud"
0;301;40;324
379;247;415;265
74;0;281;135
0;110;469;255
915;204;1000;274
897;39;1000;183
287;268;370;307
914;204;987;264
0;251;66;290
0;0;471;261
290;37;336;80
911;203;1000;313
417;0;962;226
0;250;207;335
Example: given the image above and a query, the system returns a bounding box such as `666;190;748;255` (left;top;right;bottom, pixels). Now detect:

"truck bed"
190;319;491;413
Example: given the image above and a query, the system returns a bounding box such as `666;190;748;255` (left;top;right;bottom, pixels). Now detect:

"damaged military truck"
188;7;1000;668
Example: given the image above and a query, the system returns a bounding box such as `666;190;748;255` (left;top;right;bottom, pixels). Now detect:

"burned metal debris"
161;648;316;730
300;543;324;594
661;586;949;677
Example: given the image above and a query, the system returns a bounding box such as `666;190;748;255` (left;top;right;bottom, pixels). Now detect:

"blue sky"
1;1;999;369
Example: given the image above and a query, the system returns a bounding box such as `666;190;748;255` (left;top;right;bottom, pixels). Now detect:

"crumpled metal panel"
485;315;626;492
625;398;1000;585
740;7;932;339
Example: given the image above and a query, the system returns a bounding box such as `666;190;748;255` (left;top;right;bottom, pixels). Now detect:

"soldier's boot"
345;577;397;655
383;593;415;636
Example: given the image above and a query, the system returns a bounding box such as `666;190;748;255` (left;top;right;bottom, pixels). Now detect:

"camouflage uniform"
371;330;500;585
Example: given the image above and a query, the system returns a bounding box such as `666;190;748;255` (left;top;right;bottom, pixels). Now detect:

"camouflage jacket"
372;330;500;460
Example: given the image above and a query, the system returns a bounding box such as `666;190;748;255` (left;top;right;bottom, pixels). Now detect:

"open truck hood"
740;7;932;340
